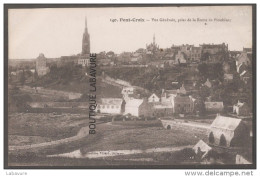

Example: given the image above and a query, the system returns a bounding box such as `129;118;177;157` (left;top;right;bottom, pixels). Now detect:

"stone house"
208;115;250;147
204;101;224;113
124;98;153;117
153;101;173;117
97;98;124;114
161;89;178;103
236;52;251;69
173;95;195;114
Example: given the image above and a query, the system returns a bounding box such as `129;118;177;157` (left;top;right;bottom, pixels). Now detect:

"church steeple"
82;17;90;55
85;17;88;31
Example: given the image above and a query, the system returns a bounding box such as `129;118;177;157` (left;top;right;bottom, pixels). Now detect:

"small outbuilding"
233;101;250;116
193;140;212;159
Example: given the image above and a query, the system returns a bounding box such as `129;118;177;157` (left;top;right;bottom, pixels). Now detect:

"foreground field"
8;117;210;166
79;121;208;153
9;120;209;166
8;113;88;146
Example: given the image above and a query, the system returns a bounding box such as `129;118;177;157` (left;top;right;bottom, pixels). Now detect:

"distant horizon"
8;42;249;60
8;6;252;59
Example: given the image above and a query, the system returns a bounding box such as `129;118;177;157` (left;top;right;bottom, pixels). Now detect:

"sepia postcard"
4;4;256;169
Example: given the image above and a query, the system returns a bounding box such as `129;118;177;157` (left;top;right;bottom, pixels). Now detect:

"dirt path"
177;121;210;129
19;86;82;100
101;75;150;94
47;145;193;159
9;126;89;151
161;119;210;130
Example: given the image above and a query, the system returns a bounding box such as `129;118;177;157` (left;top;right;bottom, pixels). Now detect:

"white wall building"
78;58;89;67
98;98;123;114
124;98;152;117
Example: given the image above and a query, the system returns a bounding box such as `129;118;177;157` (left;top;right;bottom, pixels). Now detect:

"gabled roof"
149;93;159;99
165;90;178;95
193;140;212;155
205;102;224;108
154;101;173;109
204;79;212;88
162;90;178;98
125;98;143;107
236;52;250;62
101;98;123;106
210;115;241;131
174;95;192;103
179;84;186;94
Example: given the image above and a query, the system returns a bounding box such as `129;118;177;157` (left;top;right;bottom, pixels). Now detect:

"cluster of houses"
97;85;193;117
95;41;229;67
96;81;250;118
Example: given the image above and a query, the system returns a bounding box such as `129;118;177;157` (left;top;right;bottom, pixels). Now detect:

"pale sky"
8;6;253;59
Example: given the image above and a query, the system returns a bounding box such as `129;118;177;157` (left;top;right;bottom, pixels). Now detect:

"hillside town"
8;18;253;166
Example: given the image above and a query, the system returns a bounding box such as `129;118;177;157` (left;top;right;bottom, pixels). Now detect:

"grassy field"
8;119;209;166
46;77;122;98
79;121;208;153
8;113;88;146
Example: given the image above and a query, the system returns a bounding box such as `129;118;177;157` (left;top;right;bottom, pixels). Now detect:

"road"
47;145;193;159
161;119;210;130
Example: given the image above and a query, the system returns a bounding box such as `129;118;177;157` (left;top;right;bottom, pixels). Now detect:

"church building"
78;18;90;67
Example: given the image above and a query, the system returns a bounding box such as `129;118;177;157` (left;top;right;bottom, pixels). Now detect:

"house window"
107;105;110;108
111;105;114;109
102;105;105;109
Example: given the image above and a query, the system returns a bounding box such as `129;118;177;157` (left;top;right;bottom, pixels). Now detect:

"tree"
198;85;210;100
194;98;206;115
198;63;208;77
201;52;210;62
19;70;26;85
209;63;224;81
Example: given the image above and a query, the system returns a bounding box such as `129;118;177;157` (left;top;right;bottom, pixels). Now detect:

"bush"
155;148;196;162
